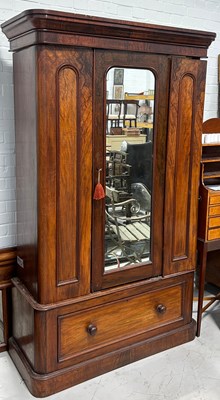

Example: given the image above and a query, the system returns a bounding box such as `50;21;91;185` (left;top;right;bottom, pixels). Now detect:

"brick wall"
0;0;219;248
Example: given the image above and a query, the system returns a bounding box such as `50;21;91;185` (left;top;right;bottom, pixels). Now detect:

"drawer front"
208;228;220;241
209;206;220;216
209;195;220;205
58;284;183;361
208;217;220;229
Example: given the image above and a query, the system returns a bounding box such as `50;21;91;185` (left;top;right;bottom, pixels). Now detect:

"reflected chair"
123;100;139;127
105;186;150;266
106;100;122;132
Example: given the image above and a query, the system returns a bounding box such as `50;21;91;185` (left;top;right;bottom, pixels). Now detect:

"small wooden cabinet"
2;10;215;397
198;137;220;242
197;118;220;336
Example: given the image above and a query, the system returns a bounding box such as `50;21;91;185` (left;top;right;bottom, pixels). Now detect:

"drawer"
58;284;183;361
208;228;220;241
209;195;220;205
209;206;220;216
208;217;220;229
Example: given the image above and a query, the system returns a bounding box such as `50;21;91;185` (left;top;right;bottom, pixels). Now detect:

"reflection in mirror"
105;68;155;271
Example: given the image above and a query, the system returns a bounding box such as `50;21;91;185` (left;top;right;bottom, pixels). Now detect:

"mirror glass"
105;67;155;271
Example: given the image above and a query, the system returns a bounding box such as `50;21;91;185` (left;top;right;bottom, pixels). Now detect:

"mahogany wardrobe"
2;9;215;397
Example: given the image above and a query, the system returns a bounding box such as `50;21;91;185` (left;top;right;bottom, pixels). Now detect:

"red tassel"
93;183;105;200
93;169;105;200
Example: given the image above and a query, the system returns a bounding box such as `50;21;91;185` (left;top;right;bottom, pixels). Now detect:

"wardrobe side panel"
12;287;35;369
14;47;38;299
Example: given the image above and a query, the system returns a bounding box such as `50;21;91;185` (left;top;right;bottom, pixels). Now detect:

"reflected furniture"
106;99;139;132
123;100;139;127
106;133;147;151
105;186;150;266
106;150;132;196
125;92;154;129
106;99;122;130
197;118;220;336
2;10;215;397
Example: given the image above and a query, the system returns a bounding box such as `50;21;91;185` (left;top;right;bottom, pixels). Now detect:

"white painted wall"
0;0;219;248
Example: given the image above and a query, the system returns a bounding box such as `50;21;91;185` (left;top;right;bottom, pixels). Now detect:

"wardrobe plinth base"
9;320;196;398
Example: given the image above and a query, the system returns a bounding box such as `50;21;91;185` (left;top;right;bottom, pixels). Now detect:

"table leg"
196;241;207;337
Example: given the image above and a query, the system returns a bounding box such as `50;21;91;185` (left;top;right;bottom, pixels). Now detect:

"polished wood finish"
36;47;92;303
0;248;16;352
202;118;220;132
164;57;207;275
1;9;215;56
0;248;16;285
13;46;93;304
197;118;220;336
58;285;182;361
2;9;215;397
13;46;38;299
10;273;194;372
57;66;78;284
9;320;196;398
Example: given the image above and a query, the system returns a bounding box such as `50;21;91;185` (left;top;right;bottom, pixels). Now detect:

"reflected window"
105;68;155;271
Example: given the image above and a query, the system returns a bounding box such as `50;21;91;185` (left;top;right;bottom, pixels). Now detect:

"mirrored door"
92;51;169;291
105;67;154;271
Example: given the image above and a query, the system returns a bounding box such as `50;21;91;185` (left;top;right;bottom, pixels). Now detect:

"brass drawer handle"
156;304;167;314
87;324;97;336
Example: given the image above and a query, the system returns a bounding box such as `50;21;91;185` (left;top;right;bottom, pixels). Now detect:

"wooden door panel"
164;57;207;274
57;66;78;284
37;47;93;303
92;50;169;290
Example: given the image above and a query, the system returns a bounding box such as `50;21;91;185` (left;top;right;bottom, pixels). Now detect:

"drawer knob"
87;324;97;336
156;304;167;314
